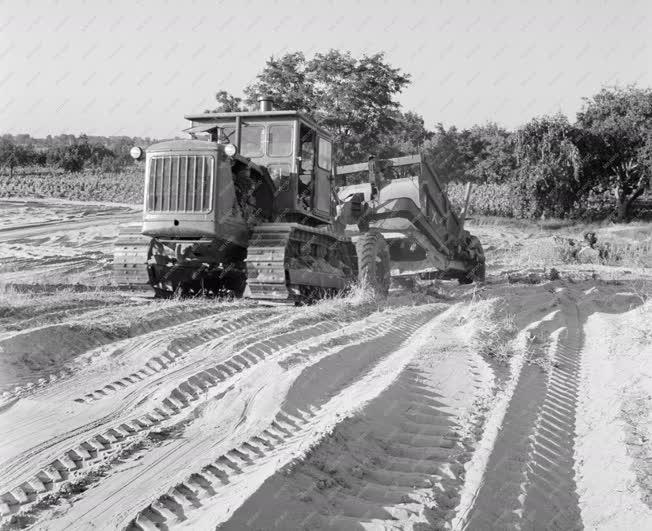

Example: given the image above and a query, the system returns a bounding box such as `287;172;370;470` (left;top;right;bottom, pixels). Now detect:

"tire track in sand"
0;304;256;400
221;305;494;530
123;306;445;531
71;310;283;404
0;303;388;523
0;311;281;519
464;296;583;530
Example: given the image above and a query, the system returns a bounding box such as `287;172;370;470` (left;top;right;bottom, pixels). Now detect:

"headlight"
130;146;144;160
223;144;237;157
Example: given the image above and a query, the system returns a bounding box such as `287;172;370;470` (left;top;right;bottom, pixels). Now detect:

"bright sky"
1;0;650;138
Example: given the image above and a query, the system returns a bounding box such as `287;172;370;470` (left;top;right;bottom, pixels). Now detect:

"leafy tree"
513;114;583;218
210;90;245;113
422;124;471;182
50;135;93;172
0;138;21;178
0;138;37;177
244;52;313;112
216;50;418;164
378;111;433;159
576;86;652;220
464;123;516;183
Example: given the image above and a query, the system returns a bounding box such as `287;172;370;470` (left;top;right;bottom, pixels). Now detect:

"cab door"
313;135;333;215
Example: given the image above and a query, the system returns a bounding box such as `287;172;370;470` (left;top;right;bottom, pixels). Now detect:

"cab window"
300;138;314;173
217;126;235;144
318;137;332;170
268;124;293;156
241;125;264;157
267;163;291;183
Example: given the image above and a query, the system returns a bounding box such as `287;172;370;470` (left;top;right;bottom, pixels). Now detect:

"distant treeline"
0;134;158;174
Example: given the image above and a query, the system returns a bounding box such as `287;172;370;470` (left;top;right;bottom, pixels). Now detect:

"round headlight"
223;144;237;157
130;146;143;160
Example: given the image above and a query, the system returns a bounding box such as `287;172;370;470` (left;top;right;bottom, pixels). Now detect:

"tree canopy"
211;50;426;164
576;86;652;219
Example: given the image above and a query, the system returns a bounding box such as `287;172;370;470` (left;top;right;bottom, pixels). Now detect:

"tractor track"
463;296;584;530
0;309;285;515
221;305;494;531
1;301;418;525
123;305;445;531
0;304;264;400
71;310;284;404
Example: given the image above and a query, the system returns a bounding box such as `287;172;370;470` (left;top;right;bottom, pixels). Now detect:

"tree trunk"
620;173;649;221
615;197;627;221
613;179;625;221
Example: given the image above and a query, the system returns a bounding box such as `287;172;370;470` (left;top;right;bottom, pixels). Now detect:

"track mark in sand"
0;311;280;519
72;311;273;403
1;305;253;400
124;307;441;530
160;320;341;411
0;306;381;521
0;409;178;520
464;301;583;530
222;312;491;530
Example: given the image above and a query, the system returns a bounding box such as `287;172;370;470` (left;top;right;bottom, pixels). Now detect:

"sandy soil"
0;199;650;530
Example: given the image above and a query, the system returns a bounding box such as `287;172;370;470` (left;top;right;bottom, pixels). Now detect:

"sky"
1;0;650;138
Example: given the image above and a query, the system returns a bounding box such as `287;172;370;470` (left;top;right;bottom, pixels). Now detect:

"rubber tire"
458;235;486;284
356;231;391;296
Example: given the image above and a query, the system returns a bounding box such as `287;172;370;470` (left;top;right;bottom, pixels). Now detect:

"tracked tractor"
113;97;484;301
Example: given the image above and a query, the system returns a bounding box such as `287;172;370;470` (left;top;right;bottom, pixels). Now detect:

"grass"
522;236;651;269
469;214;652;233
457;296;518;362
473;216;652;270
0;285;122;321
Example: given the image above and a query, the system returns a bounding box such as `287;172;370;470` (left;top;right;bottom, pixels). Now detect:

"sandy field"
0;199;650;530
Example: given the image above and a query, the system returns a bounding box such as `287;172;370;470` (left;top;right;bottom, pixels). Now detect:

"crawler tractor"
113;97;484;301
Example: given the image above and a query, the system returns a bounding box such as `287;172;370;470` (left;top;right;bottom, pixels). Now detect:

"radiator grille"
146;155;214;212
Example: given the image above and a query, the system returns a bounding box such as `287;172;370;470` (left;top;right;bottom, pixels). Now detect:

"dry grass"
498;234;651;271
457;296;518;362
0;285;122;321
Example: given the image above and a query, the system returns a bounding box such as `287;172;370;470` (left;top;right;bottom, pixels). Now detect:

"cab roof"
184;110;332;141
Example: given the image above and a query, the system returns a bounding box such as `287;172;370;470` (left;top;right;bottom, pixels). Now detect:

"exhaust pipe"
258;96;273;112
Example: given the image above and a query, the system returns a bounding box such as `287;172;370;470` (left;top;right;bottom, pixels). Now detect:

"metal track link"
246;225;293;300
112;223;151;289
246;223;354;302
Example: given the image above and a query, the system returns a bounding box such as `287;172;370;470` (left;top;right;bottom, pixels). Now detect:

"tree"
513;114;583;218
576;86;652;220
50;135;93;172
464;123;516;183
209;90;245;113
0;138;20;178
244;52;313;113
378;110;433;159
0;138;36;178
223;50;417;164
422;124;471;182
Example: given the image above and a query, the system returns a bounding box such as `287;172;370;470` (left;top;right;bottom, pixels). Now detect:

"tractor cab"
184;98;334;223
